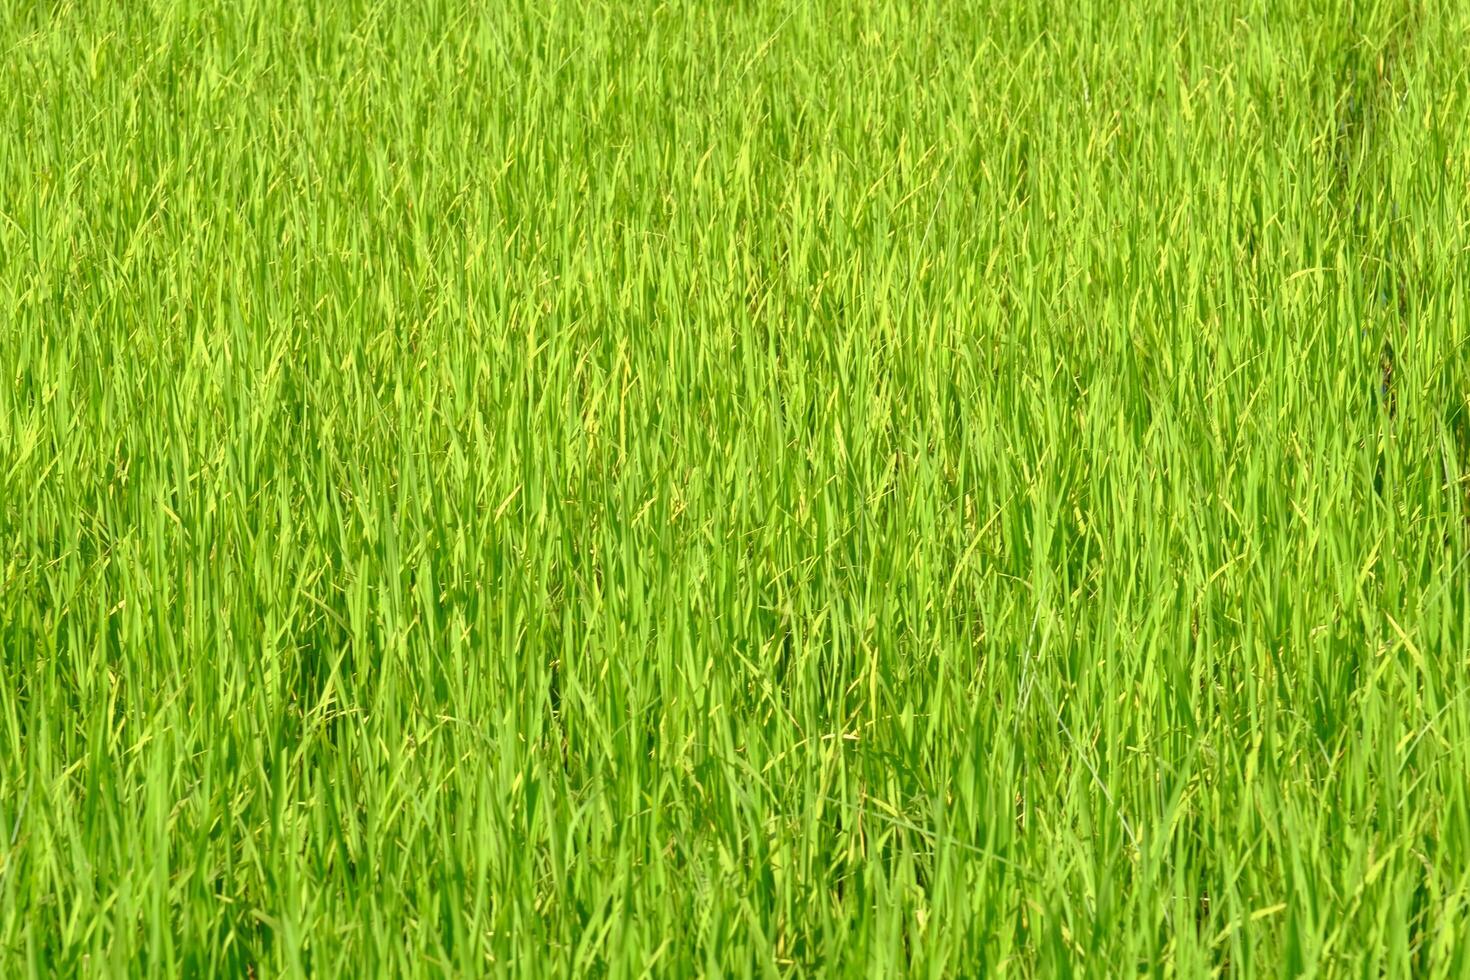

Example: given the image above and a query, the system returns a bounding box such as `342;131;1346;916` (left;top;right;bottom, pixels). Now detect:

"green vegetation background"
3;0;1469;975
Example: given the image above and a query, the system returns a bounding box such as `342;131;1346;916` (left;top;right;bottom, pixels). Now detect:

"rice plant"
2;0;1469;974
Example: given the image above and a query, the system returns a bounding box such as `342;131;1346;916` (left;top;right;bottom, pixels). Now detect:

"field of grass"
3;0;1470;974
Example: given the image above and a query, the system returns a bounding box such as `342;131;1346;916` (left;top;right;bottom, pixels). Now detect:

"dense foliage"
3;1;1469;974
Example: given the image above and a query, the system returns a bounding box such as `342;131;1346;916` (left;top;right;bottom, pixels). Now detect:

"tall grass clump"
3;0;1470;974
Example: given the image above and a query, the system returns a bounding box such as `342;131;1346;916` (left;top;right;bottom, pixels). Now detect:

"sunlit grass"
3;0;1470;974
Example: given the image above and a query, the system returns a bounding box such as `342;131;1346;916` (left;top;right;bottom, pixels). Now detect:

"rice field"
3;0;1470;975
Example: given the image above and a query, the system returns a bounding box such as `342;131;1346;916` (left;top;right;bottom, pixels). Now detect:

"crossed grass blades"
3;0;1470;975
